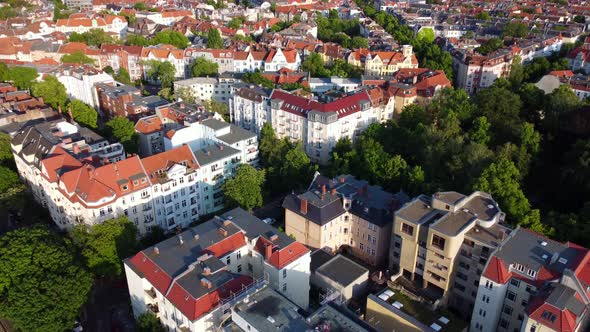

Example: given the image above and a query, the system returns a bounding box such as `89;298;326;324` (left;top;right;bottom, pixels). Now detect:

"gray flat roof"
222;208;294;250
216;125;256;145
193;143;240;166
233;287;309;331
316;254;368;287
431;210;474;236
201;118;230;131
396;196;440;225
310;249;334;273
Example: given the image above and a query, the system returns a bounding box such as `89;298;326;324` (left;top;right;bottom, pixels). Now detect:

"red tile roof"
483;256;511;284
268;241;309;269
205;232;247;258
129;251;173;293
141;145;198;180
135;116;162;134
270;89;371;119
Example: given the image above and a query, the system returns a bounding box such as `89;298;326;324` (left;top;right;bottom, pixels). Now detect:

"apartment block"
0;83;59;133
268;89;377;165
124;208;311;332
283;174;408;267
472;227;590;332
50;64;115;110
390;191;510;314
99;44;143;81
95;82;168;119
347;46;418;76
228;85;271;136
452;49;514;94
173;76;240;103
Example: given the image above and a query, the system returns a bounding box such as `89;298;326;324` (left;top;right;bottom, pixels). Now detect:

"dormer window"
122;185;128;191
141;178;146;184
515;264;525;273
133;180;139;186
527;269;537;278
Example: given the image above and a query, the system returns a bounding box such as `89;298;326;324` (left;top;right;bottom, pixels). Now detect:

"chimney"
300;198;308;214
265;244;273;260
270;233;279;242
194;234;199;241
179;235;184;246
154;246;159;255
331;188;336;195
203;266;211;276
340;176;345;183
72;143;80;155
218;227;228;237
321;185;326;195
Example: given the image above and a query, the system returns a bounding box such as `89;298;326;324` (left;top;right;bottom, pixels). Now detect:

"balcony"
145;288;157;300
147;303;159;314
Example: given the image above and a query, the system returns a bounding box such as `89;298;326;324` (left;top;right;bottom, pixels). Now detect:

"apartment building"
472;227;590;332
95;82;168;119
141;45;185;80
390;191;510;314
184;48;235;74
55;14;128;37
268;89;378;165
452;49;514;94
228;85;271;135
50;64;115;110
283;174;408;267
173;76;240;103
124;208;311;331
347;46;418;76
99;44;143;81
0;83;58;133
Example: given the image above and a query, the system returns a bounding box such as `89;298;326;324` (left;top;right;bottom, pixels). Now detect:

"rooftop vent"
154;246;160;255
541;241;548;246
267;316;276;323
194;234;199;241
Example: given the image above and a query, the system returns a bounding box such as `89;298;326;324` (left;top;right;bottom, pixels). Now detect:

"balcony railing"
147;303;159;314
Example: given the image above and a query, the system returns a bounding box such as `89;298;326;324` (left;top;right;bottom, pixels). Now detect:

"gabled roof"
482;256;510;284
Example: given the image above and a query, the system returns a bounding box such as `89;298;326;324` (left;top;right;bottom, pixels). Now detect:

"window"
226;256;231;265
360;243;364;250
479;309;486;317
506;291;516;302
503;305;513;316
401;223;414;236
521;299;528;307
237;264;242;273
283;269;287;278
371;249;376;256
499;318;509;329
282;284;287;292
237;251;242;260
527;269;537;278
432;235;446;250
485;280;493;289
454;282;466;292
526;285;532;293
510;279;520;287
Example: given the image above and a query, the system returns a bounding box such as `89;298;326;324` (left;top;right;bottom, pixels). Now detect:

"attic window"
527;269;537;278
122;185;128;191
558;257;568;264
133;180;139;186
141;178;147;183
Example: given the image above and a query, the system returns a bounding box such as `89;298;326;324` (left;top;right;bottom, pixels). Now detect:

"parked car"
262;218;276;225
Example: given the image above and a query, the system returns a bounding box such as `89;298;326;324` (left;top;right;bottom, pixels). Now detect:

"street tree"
31;75;67;110
222;164;265;211
69;100;98;129
0;225;93;332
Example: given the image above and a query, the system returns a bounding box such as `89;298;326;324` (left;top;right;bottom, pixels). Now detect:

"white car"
262;218;276;225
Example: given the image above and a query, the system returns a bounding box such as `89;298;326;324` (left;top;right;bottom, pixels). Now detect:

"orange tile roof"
135;116;162;134
140;145;198;181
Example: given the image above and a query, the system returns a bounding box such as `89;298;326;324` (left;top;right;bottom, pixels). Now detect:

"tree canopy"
69;29;116;47
137;312;166;332
5;66;38;90
222;164;265;211
69;100;98;129
0;225;93;332
144;60;176;88
61;51;95;65
206;28;223;48
151;30;190;49
31;75;67;110
106;116;138;153
190;57;219;77
72;217;138;278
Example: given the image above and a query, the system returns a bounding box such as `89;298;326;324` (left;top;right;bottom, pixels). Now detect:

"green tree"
475;12;491;20
476;38;504;55
152;30;189;49
31;75;67;110
106;116;138;153
133;2;147;10
206;28;223;48
0;225;93;332
574;15;586;24
7;66;38;90
0;133;15;166
69;100;98;129
126;34;151;46
114;67;132;85
69;29;115;47
203;99;229;121
301;52;330;77
242;71;274;89
0;166;19;192
0;62;9;82
144;60;176;88
72;217;138;278
473;158;530;222
227;17;244;29
190;57;219;77
222;164;265;211
175;87;196;104
280;142;317;191
328;137;355;176
416;28;435;43
475;85;523;144
469;116;491;145
503;22;528;38
137;312;166;332
61;51;95;65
